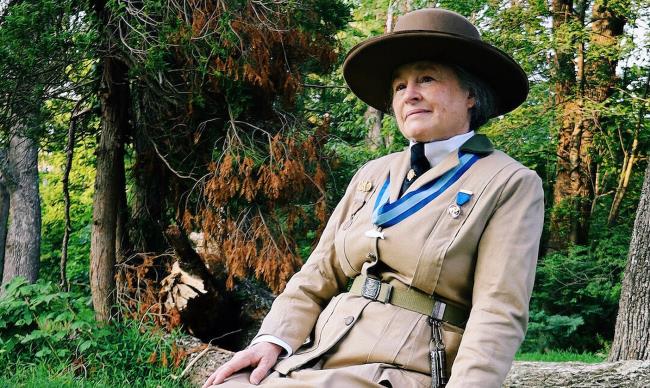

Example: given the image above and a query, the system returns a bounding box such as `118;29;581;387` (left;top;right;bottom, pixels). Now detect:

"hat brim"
343;31;529;117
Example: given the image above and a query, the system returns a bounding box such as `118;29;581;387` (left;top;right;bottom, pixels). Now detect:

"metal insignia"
407;169;417;181
357;180;372;192
448;204;461;219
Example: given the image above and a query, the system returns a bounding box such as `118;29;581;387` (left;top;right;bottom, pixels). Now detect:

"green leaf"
35;348;52;358
78;340;93;353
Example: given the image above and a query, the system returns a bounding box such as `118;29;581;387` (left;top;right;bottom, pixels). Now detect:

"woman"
203;8;544;388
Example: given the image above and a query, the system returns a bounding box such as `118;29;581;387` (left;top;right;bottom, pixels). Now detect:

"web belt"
349;275;469;329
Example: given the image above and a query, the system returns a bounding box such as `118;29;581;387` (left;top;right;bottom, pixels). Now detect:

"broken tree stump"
162;225;274;349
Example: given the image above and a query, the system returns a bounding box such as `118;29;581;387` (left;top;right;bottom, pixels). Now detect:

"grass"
515;350;606;363
0;361;193;388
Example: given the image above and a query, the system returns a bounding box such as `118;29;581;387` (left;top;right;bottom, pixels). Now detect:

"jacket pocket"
274;294;371;375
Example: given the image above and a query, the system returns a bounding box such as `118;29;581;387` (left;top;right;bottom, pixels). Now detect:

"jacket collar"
459;133;494;155
388;134;494;201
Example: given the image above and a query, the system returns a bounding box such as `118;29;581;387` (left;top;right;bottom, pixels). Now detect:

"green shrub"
0;277;188;386
522;226;630;353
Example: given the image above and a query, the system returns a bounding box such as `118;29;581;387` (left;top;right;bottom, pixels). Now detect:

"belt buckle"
431;300;447;321
361;277;381;301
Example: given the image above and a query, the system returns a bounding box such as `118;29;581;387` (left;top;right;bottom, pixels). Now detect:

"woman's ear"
467;90;476;109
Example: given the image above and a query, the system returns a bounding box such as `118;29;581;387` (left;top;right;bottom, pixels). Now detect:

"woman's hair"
387;62;497;131
450;64;497;131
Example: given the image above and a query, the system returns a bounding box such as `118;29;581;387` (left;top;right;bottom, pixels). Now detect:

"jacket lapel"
388;149;410;202
405;152;460;194
399;134;494;196
385;134;494;201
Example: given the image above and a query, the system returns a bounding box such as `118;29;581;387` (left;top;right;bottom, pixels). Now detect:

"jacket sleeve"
448;167;544;387
251;164;369;353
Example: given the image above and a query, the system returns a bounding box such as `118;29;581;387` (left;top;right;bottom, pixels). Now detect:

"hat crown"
394;8;480;40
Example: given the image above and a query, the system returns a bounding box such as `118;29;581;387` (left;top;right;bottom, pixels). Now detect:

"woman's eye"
394;83;406;92
420;75;435;83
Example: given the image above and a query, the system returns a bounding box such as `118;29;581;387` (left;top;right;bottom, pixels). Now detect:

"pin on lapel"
407;169;416;181
448;189;473;219
357;180;373;192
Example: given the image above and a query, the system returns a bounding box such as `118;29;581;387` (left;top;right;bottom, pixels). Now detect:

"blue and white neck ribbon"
372;152;479;228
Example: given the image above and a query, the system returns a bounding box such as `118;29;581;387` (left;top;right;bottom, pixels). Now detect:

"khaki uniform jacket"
254;135;545;387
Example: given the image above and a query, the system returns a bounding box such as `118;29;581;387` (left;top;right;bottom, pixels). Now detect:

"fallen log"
503;360;650;387
161;225;274;349
176;335;650;388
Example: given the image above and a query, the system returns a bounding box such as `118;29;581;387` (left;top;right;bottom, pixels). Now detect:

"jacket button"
344;316;354;326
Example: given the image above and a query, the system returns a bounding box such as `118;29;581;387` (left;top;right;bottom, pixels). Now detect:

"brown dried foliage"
115;253;183;331
190;126;330;294
116;1;341;299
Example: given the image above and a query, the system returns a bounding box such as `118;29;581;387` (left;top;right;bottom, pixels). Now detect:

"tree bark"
363;1;400;150
609;161;650;361
549;0;582;249
365;107;384;150
114;140;129;263
130;86;168;253
0;149;10;282
1;131;41;288
90;56;130;321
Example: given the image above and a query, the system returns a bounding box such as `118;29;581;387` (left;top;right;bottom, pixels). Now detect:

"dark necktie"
400;142;430;196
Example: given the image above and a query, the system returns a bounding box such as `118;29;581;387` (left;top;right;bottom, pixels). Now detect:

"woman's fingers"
202;351;254;387
249;354;275;385
201;342;282;387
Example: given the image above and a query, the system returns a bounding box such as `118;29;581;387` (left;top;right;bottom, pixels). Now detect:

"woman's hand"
202;341;283;387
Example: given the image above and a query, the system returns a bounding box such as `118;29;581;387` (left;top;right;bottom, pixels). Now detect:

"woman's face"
391;61;474;142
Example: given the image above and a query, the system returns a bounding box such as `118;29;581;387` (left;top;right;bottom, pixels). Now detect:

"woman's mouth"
405;109;431;119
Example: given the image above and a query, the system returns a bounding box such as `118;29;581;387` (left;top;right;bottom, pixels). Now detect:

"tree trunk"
90;56;130;321
60;112;76;291
549;0;626;249
608;67;648;225
129;86;168;253
1;131;41;288
608;136;638;224
364;107;384;150
609;161;650;361
115;143;129;263
0;149;10;282
549;0;581;249
363;1;402;150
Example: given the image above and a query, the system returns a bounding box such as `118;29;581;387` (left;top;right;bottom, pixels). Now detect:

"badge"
447;204;461;219
407;169;416;181
448;189;473;219
357;180;372;192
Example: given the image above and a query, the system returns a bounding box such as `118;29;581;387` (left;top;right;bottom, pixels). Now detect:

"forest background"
0;0;649;386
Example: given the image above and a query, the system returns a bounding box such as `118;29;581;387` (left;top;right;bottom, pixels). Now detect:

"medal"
447;204;461;218
448;189;473;219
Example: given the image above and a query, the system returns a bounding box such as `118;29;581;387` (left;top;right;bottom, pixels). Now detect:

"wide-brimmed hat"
343;8;528;117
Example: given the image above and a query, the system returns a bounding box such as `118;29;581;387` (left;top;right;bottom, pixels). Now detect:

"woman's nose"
403;83;422;103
